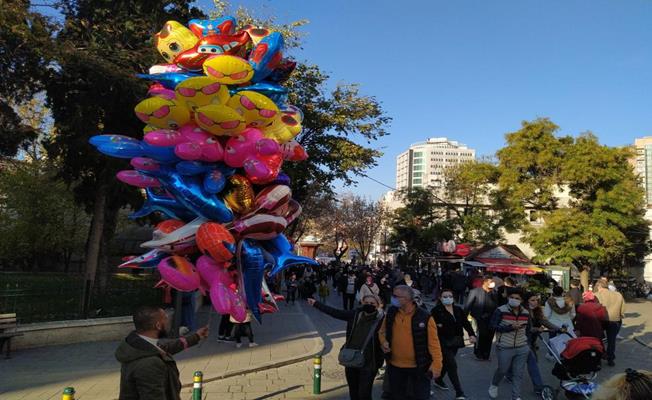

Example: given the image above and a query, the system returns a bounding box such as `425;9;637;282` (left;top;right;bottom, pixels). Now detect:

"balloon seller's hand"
469;335;477;344
307;298;316;306
381;341;391;353
196;326;209;339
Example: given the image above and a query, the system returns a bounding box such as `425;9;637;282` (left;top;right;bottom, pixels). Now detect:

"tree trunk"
97;205;119;295
81;184;107;317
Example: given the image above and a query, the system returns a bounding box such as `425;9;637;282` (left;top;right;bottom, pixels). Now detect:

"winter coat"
115;331;200;400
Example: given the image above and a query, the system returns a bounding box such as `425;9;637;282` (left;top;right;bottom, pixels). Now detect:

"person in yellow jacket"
378;285;443;400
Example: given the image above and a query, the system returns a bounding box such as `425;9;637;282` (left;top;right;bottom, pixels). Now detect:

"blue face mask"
390;296;401;307
441;297;454;305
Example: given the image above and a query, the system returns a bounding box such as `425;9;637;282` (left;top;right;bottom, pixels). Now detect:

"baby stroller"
541;333;604;399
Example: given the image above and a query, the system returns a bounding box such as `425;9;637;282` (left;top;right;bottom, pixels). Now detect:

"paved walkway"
0;301;322;400
1;292;651;400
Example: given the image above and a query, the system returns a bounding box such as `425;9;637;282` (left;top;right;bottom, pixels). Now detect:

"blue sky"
195;0;652;199
34;1;652;199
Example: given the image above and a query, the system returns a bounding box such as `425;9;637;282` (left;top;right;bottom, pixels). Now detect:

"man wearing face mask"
488;288;530;400
116;306;209;400
379;285;443;400
464;276;498;361
307;295;384;400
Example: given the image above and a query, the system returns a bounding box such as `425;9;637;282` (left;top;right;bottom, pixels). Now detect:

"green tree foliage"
389;187;452;266
497;118;571;215
441;161;517;244
0;0;55;156
499;122;649;272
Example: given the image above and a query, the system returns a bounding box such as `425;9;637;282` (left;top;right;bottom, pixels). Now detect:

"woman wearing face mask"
544;286;576;336
431;289;476;400
307;294;384;400
488;288;530;400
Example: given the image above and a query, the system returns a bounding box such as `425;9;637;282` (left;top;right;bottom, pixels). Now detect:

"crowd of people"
299;261;645;400
113;261;650;400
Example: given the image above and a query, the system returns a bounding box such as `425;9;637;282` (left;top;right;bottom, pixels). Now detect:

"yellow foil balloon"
134;97;190;130
227;91;279;128
194;104;245;136
175;77;230;112
262;116;298;143
224;175;255;214
154;21;199;64
203;55;254;85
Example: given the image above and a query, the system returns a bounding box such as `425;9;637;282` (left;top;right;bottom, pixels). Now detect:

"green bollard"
62;387;75;400
313;355;322;394
192;371;203;400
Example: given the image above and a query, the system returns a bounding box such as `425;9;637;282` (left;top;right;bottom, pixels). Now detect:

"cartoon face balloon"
175;77;230;111
134;97;190;130
227;91;279;128
154;21;199;64
194;104;245;136
203;55;254;85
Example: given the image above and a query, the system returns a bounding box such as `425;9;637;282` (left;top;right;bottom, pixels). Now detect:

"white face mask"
555;298;566;308
488;282;496;289
508;298;521;308
441;297;454;305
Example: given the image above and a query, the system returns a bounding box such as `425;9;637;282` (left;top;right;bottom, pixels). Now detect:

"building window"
413;165;423;171
413;152;423;157
413;178;422;184
413;172;423;177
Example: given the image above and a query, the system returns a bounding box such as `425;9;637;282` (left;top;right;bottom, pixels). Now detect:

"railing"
0;273;162;324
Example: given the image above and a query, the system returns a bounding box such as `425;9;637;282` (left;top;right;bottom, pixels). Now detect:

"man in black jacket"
464;276;498;361
115;306;209;400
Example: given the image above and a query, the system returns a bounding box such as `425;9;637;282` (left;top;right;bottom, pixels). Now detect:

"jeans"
475;318;495;359
286;288;296;304
343;293;356;310
492;345;529;399
605;321;622;363
440;346;464;396
526;347;544;391
344;366;378;400
218;314;233;337
387;364;430;400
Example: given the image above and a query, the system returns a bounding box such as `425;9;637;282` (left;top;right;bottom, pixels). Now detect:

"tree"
0;0;55;157
498;124;650;273
340;194;385;262
43;0;204;307
440;161;514;244
497;118;571;217
389;188;453;266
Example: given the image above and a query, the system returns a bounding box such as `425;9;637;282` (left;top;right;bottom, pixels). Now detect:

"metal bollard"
62;387;75;400
192;371;203;400
313;355;322;394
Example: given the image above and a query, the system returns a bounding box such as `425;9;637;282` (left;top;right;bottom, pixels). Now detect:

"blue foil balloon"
175;161;235;194
129;187;196;221
136;72;200;90
250;32;284;83
240;239;267;322
143;165;233;223
89;135;179;163
262;234;319;277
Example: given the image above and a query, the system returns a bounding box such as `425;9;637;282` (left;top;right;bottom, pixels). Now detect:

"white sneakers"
488;385;498;399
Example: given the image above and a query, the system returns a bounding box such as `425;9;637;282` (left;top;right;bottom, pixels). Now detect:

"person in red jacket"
575;291;607;339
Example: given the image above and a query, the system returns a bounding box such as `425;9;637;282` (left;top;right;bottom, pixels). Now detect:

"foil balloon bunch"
90;16;318;322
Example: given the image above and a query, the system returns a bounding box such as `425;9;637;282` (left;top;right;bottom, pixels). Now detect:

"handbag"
338;313;381;368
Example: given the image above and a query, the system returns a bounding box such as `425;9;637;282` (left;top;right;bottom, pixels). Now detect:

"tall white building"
395;137;476;191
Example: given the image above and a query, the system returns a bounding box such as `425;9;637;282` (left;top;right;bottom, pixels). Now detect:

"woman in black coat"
431;288;476;400
307;294;384;400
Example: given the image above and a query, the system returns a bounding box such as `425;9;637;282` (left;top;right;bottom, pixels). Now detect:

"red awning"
485;264;544;275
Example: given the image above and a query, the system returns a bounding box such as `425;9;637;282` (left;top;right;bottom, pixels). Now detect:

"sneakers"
432;379;449;391
488;385;498;399
455;396;466;400
235;342;243;348
248;342;259;348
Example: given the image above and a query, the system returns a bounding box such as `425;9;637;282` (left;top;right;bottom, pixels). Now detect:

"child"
318;280;330;303
230;311;257;348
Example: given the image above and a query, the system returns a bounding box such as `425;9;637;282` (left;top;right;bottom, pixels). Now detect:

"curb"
181;303;325;387
634;336;652;350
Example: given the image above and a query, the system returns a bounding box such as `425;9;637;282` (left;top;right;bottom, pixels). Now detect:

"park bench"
0;313;22;358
